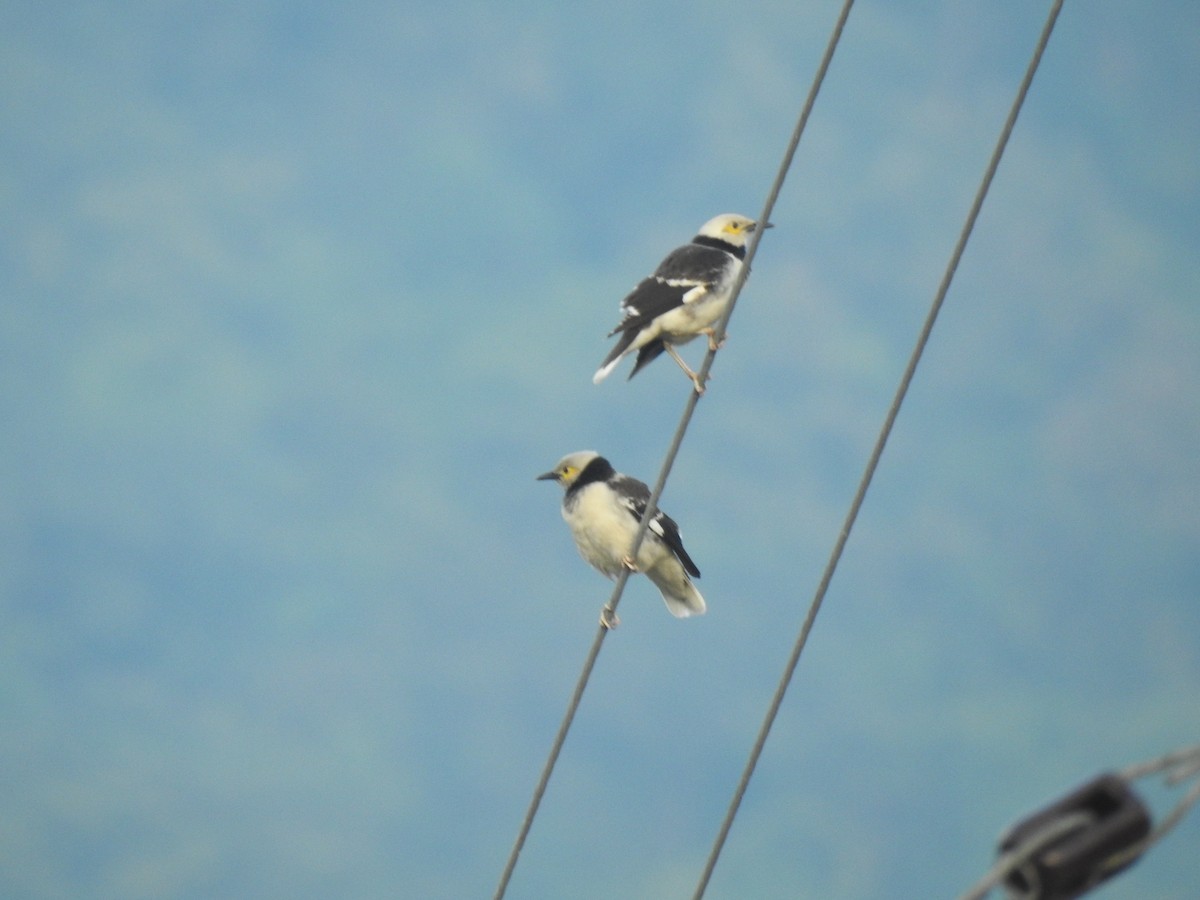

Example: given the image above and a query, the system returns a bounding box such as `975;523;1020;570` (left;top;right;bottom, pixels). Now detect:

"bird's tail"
646;562;706;618
593;329;638;384
627;339;667;380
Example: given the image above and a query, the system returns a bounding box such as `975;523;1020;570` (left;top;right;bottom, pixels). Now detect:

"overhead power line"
492;2;857;895
692;1;1065;897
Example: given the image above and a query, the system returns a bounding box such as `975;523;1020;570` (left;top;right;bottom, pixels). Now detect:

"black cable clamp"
996;773;1151;900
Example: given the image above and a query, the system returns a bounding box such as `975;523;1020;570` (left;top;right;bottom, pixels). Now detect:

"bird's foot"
621;555;639;573
701;328;727;352
689;372;708;395
599;606;621;630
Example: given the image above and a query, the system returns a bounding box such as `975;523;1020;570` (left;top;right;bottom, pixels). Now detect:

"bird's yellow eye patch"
723;222;746;234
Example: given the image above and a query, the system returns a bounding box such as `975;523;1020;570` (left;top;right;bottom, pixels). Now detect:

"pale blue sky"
2;2;1198;898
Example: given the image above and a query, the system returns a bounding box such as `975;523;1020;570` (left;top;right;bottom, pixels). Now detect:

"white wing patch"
617;493;642;518
649;277;710;306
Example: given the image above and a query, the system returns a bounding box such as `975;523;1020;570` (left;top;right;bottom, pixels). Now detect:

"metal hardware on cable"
997;774;1150;899
959;743;1200;900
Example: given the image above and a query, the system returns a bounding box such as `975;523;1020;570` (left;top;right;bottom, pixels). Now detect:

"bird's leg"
599;606;621;630
700;327;726;351
664;344;707;395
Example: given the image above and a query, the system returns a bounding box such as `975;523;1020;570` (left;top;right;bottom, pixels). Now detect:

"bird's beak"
757;221;775;231
536;471;558;482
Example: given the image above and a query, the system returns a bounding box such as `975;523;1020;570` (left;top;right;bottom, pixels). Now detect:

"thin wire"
492;617;612;899
1168;757;1200;785
1118;742;1200;783
696;0;858;394
492;2;855;893
692;2;1065;897
1133;772;1200;862
604;0;858;619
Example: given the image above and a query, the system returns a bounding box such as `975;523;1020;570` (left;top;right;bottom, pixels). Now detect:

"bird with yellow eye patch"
538;450;705;628
593;213;770;393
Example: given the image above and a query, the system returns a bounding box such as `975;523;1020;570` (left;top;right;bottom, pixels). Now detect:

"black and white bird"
593;213;769;392
537;451;705;626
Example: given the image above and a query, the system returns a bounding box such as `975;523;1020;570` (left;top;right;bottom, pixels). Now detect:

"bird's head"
537;450;602;489
697;213;772;248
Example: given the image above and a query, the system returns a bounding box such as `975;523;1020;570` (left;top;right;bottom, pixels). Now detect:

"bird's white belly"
564;486;667;578
655;302;716;340
658;277;736;341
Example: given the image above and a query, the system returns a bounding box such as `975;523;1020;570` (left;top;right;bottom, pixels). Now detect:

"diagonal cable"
492;3;856;895
692;2;1065;897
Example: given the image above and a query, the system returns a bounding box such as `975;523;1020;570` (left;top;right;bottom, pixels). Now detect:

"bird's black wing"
612;474;652;519
607;243;733;335
654;242;733;284
606;277;696;336
612;474;701;578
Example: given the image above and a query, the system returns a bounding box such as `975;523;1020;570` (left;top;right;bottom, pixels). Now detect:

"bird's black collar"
566;456;616;497
691;234;746;260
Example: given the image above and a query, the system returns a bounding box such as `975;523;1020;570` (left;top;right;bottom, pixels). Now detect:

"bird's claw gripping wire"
700;327;727;352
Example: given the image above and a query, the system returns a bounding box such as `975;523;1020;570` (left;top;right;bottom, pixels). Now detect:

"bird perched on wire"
538;451;706;627
593;213;770;393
